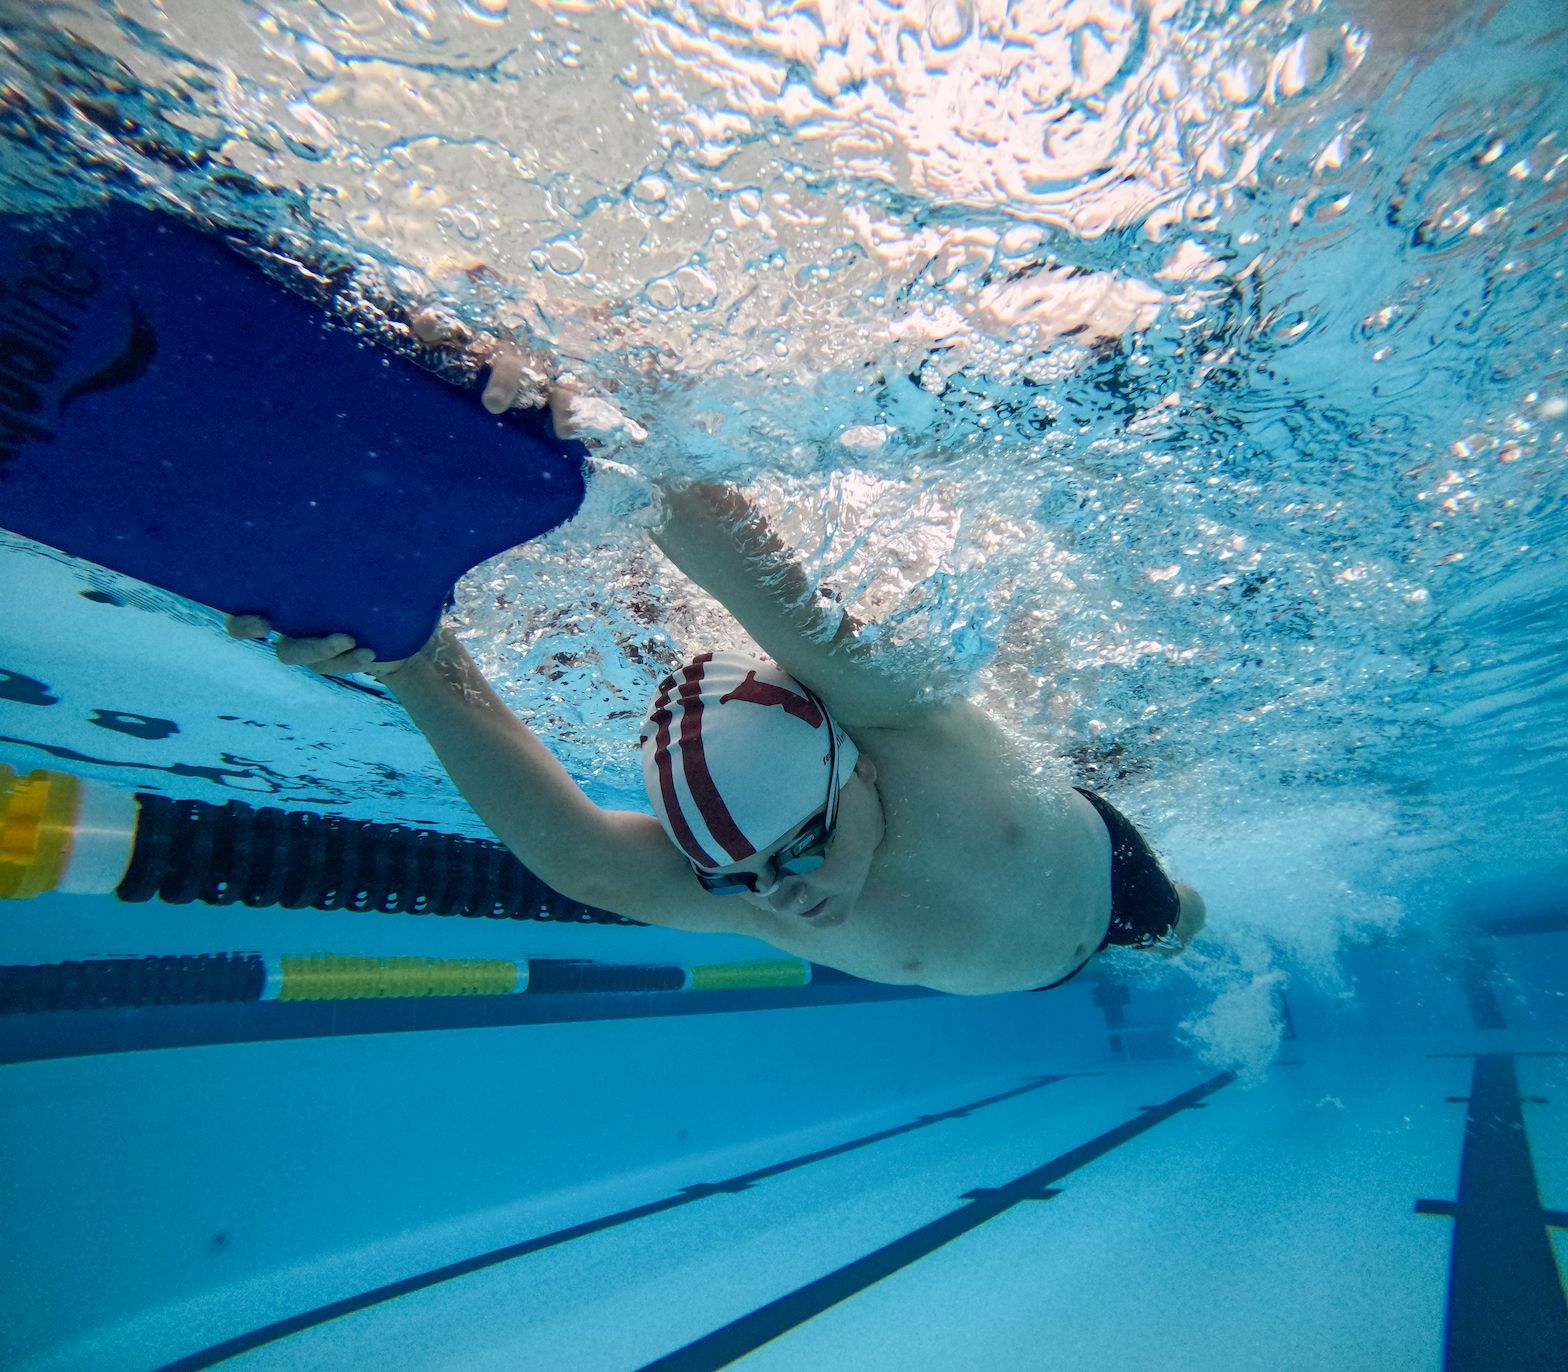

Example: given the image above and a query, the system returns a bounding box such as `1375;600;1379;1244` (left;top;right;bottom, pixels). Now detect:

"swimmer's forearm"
380;637;608;896
653;481;847;652
651;481;949;728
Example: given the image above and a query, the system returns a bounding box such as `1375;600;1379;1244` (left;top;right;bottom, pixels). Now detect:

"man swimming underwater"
232;366;1204;996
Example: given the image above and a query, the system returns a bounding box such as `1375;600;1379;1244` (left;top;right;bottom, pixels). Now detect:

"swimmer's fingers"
482;345;553;414
408;307;473;348
227;615;398;678
415;315;588;428
226;613;272;640
275;632;376;676
407;305;544;410
412;312;615;438
545;376;589;439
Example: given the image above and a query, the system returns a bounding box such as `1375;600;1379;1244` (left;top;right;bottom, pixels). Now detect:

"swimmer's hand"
224;614;429;683
407;310;578;421
407;308;643;442
1151;883;1208;958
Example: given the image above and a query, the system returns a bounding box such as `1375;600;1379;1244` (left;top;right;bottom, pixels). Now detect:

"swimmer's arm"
234;618;748;933
651;481;956;729
381;637;754;933
375;636;617;897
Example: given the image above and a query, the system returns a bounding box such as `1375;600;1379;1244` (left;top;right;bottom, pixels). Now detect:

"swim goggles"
692;686;845;897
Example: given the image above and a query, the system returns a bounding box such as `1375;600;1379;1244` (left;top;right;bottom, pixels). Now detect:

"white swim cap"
640;651;859;870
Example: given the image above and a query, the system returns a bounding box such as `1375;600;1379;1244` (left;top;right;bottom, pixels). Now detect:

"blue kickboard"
0;204;587;659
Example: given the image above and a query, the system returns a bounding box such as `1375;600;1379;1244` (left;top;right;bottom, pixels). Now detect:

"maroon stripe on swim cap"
652;656;720;869
675;655;756;865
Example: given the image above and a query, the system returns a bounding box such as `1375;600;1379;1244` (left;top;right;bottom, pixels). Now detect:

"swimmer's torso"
745;704;1113;995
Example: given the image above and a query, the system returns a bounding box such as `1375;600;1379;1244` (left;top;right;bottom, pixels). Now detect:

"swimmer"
230;362;1204;996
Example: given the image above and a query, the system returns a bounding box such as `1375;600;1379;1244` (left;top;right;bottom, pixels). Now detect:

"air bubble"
458;0;509;24
1216;52;1263;105
645;278;679;311
441;209;484;243
533;237;586;276
298;40;338;81
631;174;671;207
1269;29;1338;103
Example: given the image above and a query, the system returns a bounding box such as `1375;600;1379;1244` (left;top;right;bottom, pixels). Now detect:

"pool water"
1;0;1565;1367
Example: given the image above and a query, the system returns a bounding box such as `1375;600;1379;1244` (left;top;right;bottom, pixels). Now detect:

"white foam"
1156;796;1409;1077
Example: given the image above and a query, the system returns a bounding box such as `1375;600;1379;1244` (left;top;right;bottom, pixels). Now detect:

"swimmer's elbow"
561;811;749;935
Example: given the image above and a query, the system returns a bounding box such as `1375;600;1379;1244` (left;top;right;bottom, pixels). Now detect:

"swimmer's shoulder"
854;695;1012;764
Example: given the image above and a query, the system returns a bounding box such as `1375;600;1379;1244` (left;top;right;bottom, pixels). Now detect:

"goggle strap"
801;682;842;831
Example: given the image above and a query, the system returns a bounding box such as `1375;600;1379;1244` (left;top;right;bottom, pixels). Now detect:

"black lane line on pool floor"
640;1069;1236;1372
157;1072;1085;1372
1416;1053;1568;1372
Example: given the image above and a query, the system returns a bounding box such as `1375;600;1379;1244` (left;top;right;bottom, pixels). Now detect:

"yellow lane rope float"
0;765;137;900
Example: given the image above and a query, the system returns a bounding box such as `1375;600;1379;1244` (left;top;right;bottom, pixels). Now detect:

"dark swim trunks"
1030;788;1182;992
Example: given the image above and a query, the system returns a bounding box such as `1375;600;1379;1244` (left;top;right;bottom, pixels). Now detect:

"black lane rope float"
0;764;634;923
